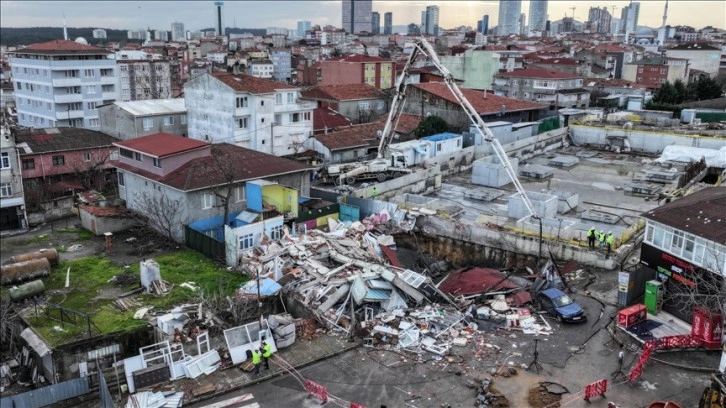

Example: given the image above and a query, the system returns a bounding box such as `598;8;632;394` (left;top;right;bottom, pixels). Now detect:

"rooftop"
210;73;298;94
13;40;111;55
114;133;208;158
109;99;186;116
312;107;353;132
497;68;581;79
414;82;548;114
312;122;380;151
301;83;386;101
15;128;119;154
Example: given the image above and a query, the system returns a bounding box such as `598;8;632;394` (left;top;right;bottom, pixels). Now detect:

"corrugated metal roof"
365;288;391;301
113;99;186;116
21;327;51;356
368;279;394;290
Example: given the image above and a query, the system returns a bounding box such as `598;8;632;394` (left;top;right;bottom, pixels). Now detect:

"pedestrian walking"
250;348;262;375
587;226;597;249
261;339;272;370
598;230;606;252
606;232;615;257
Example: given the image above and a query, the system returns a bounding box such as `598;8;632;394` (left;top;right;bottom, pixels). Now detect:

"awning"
21;327;51;357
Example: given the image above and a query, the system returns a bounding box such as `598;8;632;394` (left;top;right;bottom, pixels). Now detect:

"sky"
1;1;724;32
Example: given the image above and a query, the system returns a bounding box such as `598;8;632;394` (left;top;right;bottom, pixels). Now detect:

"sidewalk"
177;334;362;406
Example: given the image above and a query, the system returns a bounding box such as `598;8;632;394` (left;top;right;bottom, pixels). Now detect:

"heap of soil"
527;384;562;408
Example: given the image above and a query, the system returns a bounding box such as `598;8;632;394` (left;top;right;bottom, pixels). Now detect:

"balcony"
54;94;83;103
531;87;557;94
102;91;117;100
100;76;117;84
52;78;82;87
56;110;84;120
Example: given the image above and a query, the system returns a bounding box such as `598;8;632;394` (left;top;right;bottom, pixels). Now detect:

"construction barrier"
584;379;608;401
305;379;328;403
350;403;366;408
629;341;656;382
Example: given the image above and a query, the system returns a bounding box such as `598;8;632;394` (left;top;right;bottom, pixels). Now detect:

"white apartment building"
0;124;27;232
9;39;119;129
171;22;185;42
116;59;172;101
248;60;274;79
183;72;316;156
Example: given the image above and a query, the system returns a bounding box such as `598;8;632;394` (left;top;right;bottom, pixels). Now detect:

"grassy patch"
31;250;249;346
11;233;50;246
54;226;94;241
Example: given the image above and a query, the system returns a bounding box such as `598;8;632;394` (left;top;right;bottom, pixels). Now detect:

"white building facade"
9;40;119;129
497;0;522;36
117;60;172;101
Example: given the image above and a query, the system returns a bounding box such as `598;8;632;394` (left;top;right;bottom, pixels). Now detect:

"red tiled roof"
585;78;647;89
642;187;726;244
116;143;310;191
313;108;353;132
375;113;421;135
414;83;548;114
327;54;391;63
80;205;134;218
212;73;298;94
531;58;579;66
312;123;381;151
15;40;110;54
301;83;386;101
114;133;208;158
497;68;581;79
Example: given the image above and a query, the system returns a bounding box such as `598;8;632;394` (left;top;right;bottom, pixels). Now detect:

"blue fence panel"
0;376;90;408
339;203;360;222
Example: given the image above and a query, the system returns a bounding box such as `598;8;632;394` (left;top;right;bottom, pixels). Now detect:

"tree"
133;191;187;242
414;115;450;138
69;149;112;192
663;249;725;322
687;77;724;101
194;144;241;236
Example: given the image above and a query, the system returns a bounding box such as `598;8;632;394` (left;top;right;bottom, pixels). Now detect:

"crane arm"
412;39;540;220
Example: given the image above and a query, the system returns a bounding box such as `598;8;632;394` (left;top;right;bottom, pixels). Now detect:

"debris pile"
125;389;184;408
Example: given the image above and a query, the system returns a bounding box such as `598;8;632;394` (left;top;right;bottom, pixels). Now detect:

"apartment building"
622;56;689;89
493;68;590;109
9;40;119;129
116;59;172;101
0;125;27;232
320;54;395;89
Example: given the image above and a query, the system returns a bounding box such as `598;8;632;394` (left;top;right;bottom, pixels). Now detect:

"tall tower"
171;22;185;41
657;0;668;46
372;11;380;34
528;0;548;34
424;5;440;35
384;12;393;35
497;0;522;36
62;13;68;40
214;1;223;36
342;0;373;34
480;15;489;34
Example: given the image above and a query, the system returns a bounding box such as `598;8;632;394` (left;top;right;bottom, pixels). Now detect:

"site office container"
692;306;723;350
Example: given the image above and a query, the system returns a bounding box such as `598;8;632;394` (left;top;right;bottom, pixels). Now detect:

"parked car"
535;288;586;323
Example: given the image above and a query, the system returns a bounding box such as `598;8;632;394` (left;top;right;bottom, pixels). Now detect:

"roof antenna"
63;13;68;40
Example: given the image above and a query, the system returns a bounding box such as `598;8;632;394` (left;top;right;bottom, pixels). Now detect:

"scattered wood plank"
191;383;216;397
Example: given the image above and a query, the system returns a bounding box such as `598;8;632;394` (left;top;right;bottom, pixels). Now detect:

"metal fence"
0;376;90;408
184;225;224;261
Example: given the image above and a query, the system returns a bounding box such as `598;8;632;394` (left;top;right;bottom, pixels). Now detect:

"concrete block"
507;191;557;220
519;164;553;179
471;156;519;187
452;337;468;347
548;155;580;168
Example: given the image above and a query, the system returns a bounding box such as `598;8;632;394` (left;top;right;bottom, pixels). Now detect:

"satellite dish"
75;37;88;45
376;130;383;137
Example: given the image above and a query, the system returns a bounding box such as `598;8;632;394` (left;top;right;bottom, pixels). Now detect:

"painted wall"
99;104;188;140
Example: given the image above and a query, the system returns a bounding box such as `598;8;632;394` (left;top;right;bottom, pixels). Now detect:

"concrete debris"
65;244;84;252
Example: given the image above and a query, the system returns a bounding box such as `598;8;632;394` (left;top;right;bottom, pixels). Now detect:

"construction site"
1;38;725;408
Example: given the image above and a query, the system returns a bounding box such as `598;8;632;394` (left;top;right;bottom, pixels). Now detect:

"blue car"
535;288;586;323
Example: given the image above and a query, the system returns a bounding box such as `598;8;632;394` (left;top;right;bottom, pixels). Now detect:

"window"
52;155;65;166
376;101;384;110
239;233;254;249
236;96;248;108
437;144;442;152
83;152;91;162
180;115;187;124
143;118;153;130
671;230;684;254
87;101;97;110
120;65;128;72
260;100;264;106
118;171;125;186
238;117;248;129
235;186;245;202
22;158;35;170
274;114;282;125
120;148;133;159
0;183;11;197
134;152;143;162
163;116;174;126
202;192;215;209
270;225;283;240
358;101;370;110
291;113;300;123
303;112;311;121
64;70;78;78
153;157;162;168
47;102;52;111
275;93;282;104
287;93;294;103
87;85;97;94
89;118;99;127
84;69;95;77
0;152;9;169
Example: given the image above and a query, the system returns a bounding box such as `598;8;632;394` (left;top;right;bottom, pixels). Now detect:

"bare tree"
0;297;22;358
69;149;112;191
133;191;188;242
664;249;726;319
198;145;240;231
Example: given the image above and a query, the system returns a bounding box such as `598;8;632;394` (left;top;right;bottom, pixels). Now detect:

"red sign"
305;380;328;403
350;403;366;408
584;379;608;400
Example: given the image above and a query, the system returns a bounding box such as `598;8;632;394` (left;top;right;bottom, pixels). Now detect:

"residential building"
497;0;522;36
384;12;393;35
422;5;440;36
529;58;588;77
372;12;381;35
15;127;120;213
311;107;353;135
0;125;27;232
183;73;316;156
587;7;612;34
620;1;640;34
99;99;187;140
297;21;312;39
665;43;721;78
171;22;185;42
300;83;388;124
9;40;119;129
320;54;395;89
575;44;644;79
116;59;172;101
583;78;651;109
639;187;726;322
493;68;590;109
247;60;274;79
270;49;292;83
93;29;107;39
439;48;525;90
113;132;311;242
621;56;689;89
528;0;548;34
405;82;550;128
342;0;373;34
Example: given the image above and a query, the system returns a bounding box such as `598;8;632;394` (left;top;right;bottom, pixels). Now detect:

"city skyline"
1;1;723;34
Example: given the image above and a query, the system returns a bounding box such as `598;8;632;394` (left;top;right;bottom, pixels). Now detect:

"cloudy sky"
1;1;723;32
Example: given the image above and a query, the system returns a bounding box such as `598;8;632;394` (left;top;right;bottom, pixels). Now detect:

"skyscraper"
587;7;612;34
497;0;521;36
528;0;548;34
422;5;440;35
342;0;373;34
214;1;223;36
384;12;393;35
519;13;526;35
480;15;489;34
171;22;185;41
620;1;640;34
297;21;311;38
372;12;381;34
